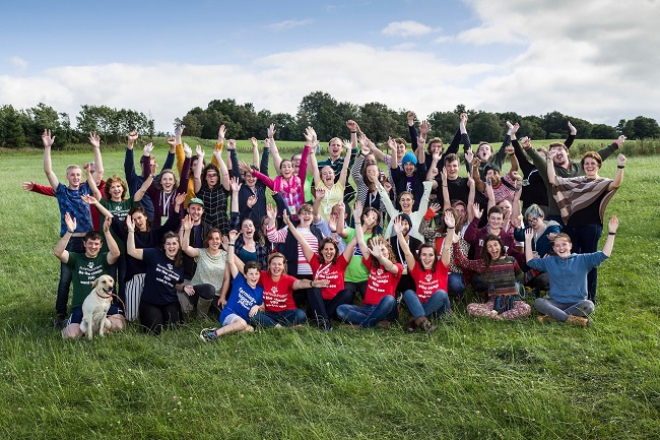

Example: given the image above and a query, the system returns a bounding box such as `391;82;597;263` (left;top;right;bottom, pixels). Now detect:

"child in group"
199;230;264;340
525;216;619;327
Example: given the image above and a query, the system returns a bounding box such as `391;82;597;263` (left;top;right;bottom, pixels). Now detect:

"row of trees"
2;91;659;149
0;104;154;149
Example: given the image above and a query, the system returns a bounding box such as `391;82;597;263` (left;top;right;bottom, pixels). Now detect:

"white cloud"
267;19;313;31
9;56;28;73
382;20;434;37
432;35;454;44
392;43;416;51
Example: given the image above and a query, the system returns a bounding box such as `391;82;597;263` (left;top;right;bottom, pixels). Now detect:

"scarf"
553;176;617;225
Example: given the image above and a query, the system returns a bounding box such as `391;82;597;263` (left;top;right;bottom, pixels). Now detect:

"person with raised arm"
310;136;352;221
124;130;175;220
471;121;517;181
390;134;428;212
199;231;264;341
227;178;268;273
54;213;124;339
316;120;359;204
180;214;228;319
526;216;619;327
192;143;231;234
546;146;626;303
111;192;185;321
43;129;105;327
283;212;356;330
335;203;403;329
142;140;191;227
228;134;269;225
352;133;385;215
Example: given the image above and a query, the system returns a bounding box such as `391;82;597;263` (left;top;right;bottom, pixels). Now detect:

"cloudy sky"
2;0;659;133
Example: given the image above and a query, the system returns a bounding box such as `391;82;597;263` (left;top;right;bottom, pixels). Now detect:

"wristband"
617;165;625;169
608;232;616;236
229;243;236;246
329;229;337;233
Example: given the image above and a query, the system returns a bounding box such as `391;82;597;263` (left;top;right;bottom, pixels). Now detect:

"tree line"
2;91;659;149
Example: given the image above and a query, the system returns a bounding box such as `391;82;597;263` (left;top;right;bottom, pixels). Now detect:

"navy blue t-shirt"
141;249;184;305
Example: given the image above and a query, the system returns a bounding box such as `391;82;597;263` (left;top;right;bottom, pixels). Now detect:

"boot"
406;317;416;333
196;298;213;319
415;316;438;334
537;315;557;324
566;315;590;327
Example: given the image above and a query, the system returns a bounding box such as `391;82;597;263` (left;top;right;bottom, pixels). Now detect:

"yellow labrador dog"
80;275;115;340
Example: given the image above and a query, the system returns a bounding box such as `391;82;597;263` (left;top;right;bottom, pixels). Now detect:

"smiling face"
497;200;512;218
66;166;82;189
188;204;203;222
160;171;176;193
108;181;125;201
245;267;261;287
485;239;502;260
206;232;222;252
488;212;503;230
291;154;302;174
280;160;294;178
241;218;255;239
453;202;466;223
428;141;443;155
83;237;103;258
445;160;459;179
398;193;414;213
321;166;335;186
582;157;601;178
298;207;314;227
486;169;501;186
398;217;411;236
320;241;337;263
419;246;436;270
164;236;180;259
396;141;406;159
477;143;492;162
550;145;569;167
268;256;285;278
328;139;343;159
403;161;415;176
553;236;572;258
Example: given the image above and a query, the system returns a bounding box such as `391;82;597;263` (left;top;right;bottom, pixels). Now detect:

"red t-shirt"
410;262;449;303
259;271;297;312
309;254;349;300
362;256;403;306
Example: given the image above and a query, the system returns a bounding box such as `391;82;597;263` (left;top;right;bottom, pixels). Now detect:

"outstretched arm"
337;139;352;187
88;132;104;183
602;216;618;257
608;154;626;191
42;130;59;189
352;202;371;260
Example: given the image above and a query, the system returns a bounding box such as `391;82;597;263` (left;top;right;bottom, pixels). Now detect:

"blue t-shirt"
527;251;608;303
220;273;264;325
141;249;184;305
56;182;93;236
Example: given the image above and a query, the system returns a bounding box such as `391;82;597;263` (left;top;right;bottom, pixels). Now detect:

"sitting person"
199;231;264;340
452;233;531;320
336;203;403;329
525;216;619;327
54;213;124;339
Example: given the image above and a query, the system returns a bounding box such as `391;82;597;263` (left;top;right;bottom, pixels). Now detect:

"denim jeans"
336;295;398;328
447;273;466;300
403;290;451;319
307;288;353;330
250;309;307;327
563;223;602;303
56;236;85;316
534;298;594;321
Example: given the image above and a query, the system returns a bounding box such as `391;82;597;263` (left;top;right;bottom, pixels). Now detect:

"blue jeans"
447;273;466;300
56;236;85;316
307;288;353;330
250;309;307;328
336;295;398;329
563;224;602;303
534;298;594;321
403;290;451;319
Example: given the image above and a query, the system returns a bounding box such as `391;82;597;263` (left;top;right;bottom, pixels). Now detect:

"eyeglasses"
206;173;218;178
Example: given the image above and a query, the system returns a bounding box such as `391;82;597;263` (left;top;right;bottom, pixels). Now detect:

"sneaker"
199;327;218;342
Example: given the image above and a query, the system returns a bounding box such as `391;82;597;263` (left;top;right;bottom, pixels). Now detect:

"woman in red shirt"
336;202;403;329
396;210;455;334
283;212;356;330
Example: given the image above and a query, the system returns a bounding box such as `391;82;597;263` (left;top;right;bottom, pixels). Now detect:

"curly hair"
317;238;339;265
104;175;128;200
366;235;397;270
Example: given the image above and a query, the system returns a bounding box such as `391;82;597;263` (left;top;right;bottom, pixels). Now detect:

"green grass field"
1;146;659;439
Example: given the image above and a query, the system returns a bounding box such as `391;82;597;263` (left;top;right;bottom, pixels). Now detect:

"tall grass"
0;150;659;439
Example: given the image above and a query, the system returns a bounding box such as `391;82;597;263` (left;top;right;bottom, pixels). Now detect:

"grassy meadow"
1;142;660;439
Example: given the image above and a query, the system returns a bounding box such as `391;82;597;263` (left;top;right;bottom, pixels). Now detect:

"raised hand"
420;120;430;137
81;194;99;206
328;213;338;231
617;154;627;167
64;212;76;233
387;136;396;151
127;131;139;147
429;203;441;215
568;121;577;136
524;227;534;242
608;215;619;234
370;236;383;258
126;216;135;233
460;113;468;126
473;203;483;219
267;123;275;139
230;176;241;193
228;230;240;243
183;143;192;158
88;132;101;149
471;157;481;169
166;136;176;148
22;181;35;191
393;216;403;234
143;142;154;156
521;137;532;149
175;125;185;138
359;134;371;155
103;216;112;233
266;204;277;223
547;148;558;161
353;200;363;221
238;160;253;174
218;125;226;144
315;187;326;200
182;214;194;231
444;210;456;229
42;129;56;148
227;139;236;150
346;120;358;132
196;145;205;158
342;139;352;151
407;111;416;126
465;149;474;164
617;135;627;145
511;170;522;182
250;137;258;149
175;192;186;206
505;145;515;155
247;195;257;208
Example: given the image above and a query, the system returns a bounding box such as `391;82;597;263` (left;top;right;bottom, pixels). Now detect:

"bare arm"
395;219;416;272
227;231;240;278
133;174;153;202
85;165;103;200
215;143;231;191
125;217;144;260
103;217;120;265
337;140;352;187
181;216;200;258
53;213;75;263
193;145;206;193
352;202;371;260
608;155;626;191
88;132;104;183
603;216;618;257
42;130;59;188
267;124;282;172
283;213;315;262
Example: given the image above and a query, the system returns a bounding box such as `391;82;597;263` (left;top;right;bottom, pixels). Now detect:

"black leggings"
139;300;181;335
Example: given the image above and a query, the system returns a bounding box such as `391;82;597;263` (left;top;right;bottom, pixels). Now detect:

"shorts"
65;305;125;325
221;313;241;327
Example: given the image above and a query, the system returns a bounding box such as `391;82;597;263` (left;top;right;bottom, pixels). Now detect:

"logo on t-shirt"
425;274;433;282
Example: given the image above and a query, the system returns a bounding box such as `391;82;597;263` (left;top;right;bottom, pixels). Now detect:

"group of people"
31;112;626;339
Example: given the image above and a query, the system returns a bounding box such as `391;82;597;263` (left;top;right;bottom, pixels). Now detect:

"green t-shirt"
343;228;374;283
100;198;140;252
66;252;112;308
